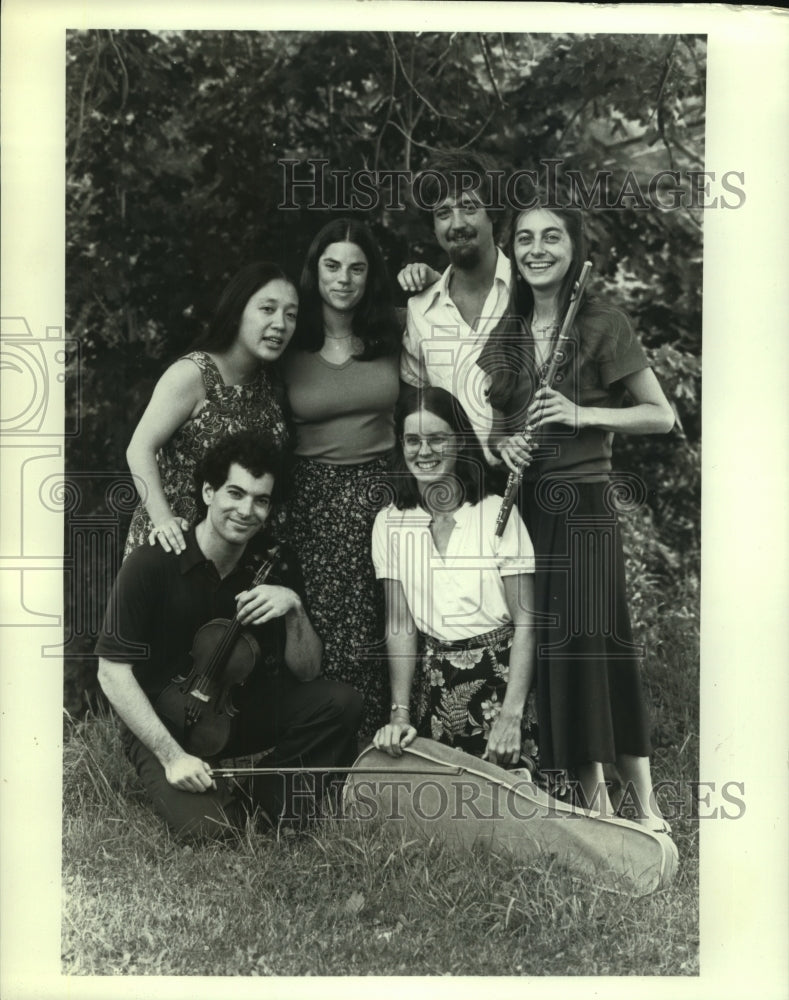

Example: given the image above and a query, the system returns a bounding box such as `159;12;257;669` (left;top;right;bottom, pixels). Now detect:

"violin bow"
210;741;538;781
209;764;464;778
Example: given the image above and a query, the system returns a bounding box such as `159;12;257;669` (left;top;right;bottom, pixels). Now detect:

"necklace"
320;332;356;364
322;331;354;352
531;319;558;369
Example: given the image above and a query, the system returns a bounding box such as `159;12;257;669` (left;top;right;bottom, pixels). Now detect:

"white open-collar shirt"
371;495;534;642
400;248;512;464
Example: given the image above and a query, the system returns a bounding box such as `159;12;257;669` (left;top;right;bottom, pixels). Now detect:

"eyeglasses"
402;433;454;454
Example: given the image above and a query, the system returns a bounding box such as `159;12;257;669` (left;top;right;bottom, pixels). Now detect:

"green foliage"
66;30;705;371
65;29;703;709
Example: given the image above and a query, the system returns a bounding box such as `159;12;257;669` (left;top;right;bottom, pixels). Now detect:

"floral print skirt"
285;456;391;739
415;624;541;775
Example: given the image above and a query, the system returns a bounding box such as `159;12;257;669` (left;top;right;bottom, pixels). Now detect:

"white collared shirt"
371;495;534;642
400;248;512;463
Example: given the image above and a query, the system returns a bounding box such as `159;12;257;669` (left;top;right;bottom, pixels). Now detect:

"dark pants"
124;673;363;842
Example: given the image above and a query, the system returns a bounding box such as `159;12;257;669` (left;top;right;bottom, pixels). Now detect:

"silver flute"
494;260;593;538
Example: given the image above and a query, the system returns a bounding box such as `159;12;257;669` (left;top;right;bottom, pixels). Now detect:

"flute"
494;260;593;537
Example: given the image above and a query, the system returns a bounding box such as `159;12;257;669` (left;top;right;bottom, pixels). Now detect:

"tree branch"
374;37;398;175
423;34;459;77
453;108;498;151
106;29;129;109
387;32;454;120
649;35;678;125
477;33;506;108
554;98;590;154
383;118;448;155
69;35;101;171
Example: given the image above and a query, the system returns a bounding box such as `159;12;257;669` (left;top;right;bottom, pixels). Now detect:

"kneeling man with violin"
96;430;363;841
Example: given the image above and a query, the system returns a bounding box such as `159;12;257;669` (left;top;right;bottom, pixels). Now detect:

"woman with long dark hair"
480;204;675;829
124;261;296;556
371;387;540;771
281;219;402;737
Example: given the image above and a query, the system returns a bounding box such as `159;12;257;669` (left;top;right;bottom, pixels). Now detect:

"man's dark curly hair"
193;430;284;517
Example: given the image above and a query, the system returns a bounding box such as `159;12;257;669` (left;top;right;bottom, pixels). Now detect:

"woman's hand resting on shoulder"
148;517;190;554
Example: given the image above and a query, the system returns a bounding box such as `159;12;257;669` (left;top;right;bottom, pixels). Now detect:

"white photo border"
1;2;787;999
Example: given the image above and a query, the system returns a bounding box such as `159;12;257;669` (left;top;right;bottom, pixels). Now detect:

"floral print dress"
124;351;288;558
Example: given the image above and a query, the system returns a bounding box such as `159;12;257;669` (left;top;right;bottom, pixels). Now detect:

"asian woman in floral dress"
125;261;295;557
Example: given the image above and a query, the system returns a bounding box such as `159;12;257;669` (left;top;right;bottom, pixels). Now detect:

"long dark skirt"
285;456;391;738
519;477;652;770
415;625;541;776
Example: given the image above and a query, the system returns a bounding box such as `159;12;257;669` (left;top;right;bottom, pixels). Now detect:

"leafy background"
65;30;703;711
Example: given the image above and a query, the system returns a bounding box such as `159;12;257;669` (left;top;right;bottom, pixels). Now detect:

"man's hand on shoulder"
397;262;442;294
236;584;301;626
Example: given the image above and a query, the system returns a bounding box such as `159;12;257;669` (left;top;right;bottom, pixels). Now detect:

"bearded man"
399;150;511;462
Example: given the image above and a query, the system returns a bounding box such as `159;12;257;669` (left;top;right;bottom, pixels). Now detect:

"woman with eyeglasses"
370;387;540;773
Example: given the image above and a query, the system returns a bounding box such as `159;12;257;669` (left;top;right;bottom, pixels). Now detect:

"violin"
154;548;278;758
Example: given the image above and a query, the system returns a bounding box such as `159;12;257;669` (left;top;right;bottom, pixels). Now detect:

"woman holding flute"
479;205;675;831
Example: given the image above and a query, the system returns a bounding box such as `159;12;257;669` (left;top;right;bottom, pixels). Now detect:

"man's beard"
447;240;481;269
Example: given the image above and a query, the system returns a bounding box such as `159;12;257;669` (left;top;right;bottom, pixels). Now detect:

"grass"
63;532;700;977
63;716;698;976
